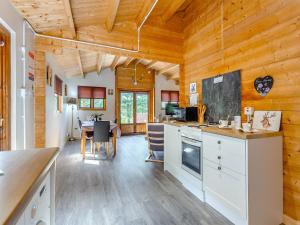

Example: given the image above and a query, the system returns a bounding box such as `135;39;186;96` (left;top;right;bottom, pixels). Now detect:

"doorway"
120;91;149;134
0;24;10;150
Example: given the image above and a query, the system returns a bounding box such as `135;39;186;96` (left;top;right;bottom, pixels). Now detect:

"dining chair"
145;123;164;163
78;118;94;154
93;121;111;158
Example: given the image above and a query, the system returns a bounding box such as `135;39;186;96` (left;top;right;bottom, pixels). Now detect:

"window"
161;90;179;109
78;86;106;110
55;75;63;112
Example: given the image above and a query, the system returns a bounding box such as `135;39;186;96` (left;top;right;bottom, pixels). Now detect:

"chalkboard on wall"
202;70;241;123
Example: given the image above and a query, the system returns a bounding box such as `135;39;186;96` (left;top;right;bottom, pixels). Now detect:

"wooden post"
34;51;46;148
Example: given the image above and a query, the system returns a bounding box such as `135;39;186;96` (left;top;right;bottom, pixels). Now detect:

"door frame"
0;24;11;150
117;88;154;135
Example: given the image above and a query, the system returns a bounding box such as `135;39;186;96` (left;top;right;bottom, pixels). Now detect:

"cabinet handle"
217;156;221;160
31;204;37;219
217;140;221;144
218;166;221;170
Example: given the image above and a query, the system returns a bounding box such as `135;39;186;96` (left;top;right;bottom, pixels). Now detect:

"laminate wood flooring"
55;135;233;225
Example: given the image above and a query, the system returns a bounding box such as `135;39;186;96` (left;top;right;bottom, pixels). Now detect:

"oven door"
181;136;202;179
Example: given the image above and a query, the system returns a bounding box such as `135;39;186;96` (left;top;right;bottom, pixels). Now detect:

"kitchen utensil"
198;104;206;124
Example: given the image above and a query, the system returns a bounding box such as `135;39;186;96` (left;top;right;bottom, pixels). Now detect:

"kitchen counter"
201;126;282;139
163;121;282;139
0;148;59;225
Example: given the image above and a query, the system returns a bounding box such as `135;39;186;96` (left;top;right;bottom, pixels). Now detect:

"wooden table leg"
81;130;86;159
113;128;117;158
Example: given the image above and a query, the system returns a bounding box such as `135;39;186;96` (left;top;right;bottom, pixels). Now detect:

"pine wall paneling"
181;0;300;221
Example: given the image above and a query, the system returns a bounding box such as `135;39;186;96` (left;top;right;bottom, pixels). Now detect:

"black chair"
145;123;164;163
78;118;94;153
93;121;111;158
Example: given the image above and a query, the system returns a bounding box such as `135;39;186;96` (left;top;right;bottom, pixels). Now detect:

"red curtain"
78;86;106;99
55;75;63;96
78;86;92;98
92;87;106;99
170;91;179;102
161;90;179;102
161;91;171;102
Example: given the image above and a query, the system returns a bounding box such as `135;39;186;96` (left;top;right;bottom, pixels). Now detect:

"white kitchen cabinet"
164;124;182;176
203;159;247;219
24;172;51;225
202;132;283;225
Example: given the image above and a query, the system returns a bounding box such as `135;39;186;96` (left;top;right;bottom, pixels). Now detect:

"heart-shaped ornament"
254;76;273;96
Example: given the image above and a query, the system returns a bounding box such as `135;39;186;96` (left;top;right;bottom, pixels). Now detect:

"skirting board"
284;215;300;225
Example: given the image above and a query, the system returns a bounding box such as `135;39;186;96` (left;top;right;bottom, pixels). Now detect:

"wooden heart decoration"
254;76;273;96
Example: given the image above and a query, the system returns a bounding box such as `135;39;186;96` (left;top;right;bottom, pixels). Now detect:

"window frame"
78;98;106;111
78;86;107;111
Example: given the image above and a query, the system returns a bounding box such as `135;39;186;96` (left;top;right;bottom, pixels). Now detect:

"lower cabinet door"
164;125;181;169
203;159;247;219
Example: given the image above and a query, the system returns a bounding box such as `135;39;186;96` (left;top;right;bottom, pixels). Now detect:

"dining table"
80;121;118;159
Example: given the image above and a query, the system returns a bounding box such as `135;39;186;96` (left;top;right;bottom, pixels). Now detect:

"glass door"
120;91;149;134
135;92;149;133
120;92;134;134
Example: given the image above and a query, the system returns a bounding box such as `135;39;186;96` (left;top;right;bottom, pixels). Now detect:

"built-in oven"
181;129;202;180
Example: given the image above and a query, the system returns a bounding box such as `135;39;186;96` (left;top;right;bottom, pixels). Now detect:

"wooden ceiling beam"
105;0;120;32
96;53;104;75
146;60;157;69
110;55;121;70
161;0;186;22
76;51;84;77
61;0;76;39
136;0;157;28
124;57;135;67
158;64;179;75
35;36;183;64
135;58;143;65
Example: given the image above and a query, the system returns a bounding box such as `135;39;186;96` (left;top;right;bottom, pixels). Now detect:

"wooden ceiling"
11;0;192;81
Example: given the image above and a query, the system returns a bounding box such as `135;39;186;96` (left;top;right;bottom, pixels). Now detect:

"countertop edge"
3;148;59;225
163;121;283;139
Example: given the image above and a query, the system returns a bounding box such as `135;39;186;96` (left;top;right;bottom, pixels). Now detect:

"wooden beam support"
135;58;143;65
124;57;135;67
146;60;157;69
76;51;84;77
136;0;156;28
96;53;104;75
105;0;120;32
161;0;186;22
35;36;183;64
62;0;76;38
110;55;120;70
158;64;179;75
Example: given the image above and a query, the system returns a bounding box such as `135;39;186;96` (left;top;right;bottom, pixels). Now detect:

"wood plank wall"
181;0;300;221
34;51;46;148
115;63;155;134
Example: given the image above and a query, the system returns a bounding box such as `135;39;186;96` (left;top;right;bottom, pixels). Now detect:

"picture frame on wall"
108;89;114;95
190;82;197;94
46;65;52;86
64;84;68;96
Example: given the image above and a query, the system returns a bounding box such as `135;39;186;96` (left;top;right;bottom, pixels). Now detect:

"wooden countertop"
201;126;282;140
0;148;59;225
163;121;282;139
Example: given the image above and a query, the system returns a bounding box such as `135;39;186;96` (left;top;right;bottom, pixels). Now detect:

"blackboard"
202;70;241;123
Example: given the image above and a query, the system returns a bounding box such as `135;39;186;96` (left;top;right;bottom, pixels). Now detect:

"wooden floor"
55;135;233;225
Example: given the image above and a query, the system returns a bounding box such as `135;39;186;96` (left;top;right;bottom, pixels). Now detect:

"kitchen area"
162;70;283;225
